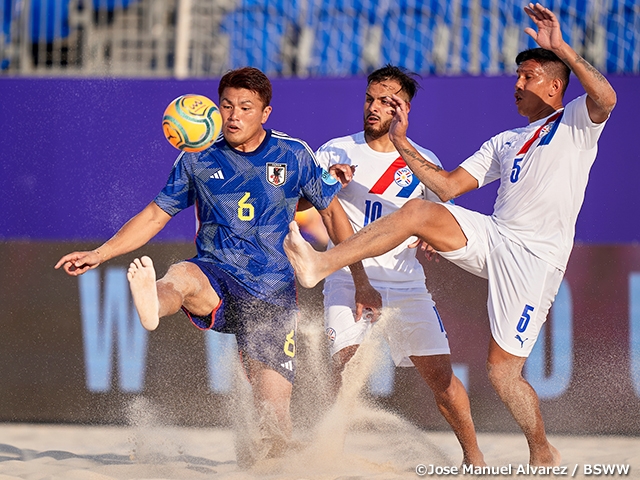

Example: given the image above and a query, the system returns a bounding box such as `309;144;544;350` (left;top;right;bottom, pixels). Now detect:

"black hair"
516;48;570;95
367;64;421;101
218;67;272;108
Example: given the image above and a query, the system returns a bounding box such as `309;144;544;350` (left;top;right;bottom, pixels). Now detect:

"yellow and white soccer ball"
162;94;222;152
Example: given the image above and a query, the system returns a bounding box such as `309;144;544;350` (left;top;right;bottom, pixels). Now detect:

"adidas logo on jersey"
210;169;224;180
280;360;293;371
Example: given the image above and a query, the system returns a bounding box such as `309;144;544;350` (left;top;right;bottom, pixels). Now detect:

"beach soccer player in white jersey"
284;3;616;467
55;67;381;466
314;65;485;467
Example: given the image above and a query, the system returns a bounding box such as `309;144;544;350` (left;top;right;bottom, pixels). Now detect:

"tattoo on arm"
400;147;442;172
574;54;607;83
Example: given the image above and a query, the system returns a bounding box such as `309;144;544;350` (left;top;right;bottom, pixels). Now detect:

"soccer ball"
162;94;222;152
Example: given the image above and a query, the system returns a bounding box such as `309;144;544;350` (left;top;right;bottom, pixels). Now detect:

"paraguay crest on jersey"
394;166;414;187
326;327;336;343
267;162;287;186
369;158;421;198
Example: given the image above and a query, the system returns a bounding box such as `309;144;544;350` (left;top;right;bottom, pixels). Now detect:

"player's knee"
486;358;518;391
157;263;187;289
486;357;503;384
401;198;440;225
401;198;428;217
432;379;458;403
165;260;198;277
414;356;454;393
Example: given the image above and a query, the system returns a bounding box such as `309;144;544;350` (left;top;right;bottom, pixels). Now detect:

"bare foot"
463;453;487;467
530;443;561;466
127;256;160;331
283;221;325;288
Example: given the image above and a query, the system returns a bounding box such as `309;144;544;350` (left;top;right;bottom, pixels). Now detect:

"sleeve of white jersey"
563;94;608;151
458;135;501;188
314;142;331;170
315;139;348;170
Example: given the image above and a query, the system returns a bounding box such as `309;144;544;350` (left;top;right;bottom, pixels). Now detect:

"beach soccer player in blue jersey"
284;4;616;467
55;66;381;464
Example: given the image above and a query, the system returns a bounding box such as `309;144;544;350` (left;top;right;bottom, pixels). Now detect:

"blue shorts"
182;258;298;383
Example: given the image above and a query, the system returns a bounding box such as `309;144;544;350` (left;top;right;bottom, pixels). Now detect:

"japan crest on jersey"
267;162;287;186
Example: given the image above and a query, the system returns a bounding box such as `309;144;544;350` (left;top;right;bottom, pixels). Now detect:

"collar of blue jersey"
224;129;272;156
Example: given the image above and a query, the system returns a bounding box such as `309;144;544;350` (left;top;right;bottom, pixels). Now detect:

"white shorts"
323;278;450;367
438;204;564;357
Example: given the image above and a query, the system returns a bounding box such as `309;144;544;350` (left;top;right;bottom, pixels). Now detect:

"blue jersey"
154;129;341;306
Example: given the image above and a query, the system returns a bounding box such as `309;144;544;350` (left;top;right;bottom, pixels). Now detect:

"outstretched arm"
296;163;356;212
387;94;478;202
54;202;172;275
524;2;617;123
317;197;382;320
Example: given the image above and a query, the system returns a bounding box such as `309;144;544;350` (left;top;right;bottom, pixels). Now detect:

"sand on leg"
237;357;293;465
486;338;561;466
127;256;160;331
411;354;485;466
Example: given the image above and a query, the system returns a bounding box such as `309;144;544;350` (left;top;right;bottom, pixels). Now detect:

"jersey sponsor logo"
369;157;420;198
321;168;339;185
326;327;336;343
266;162;287;186
280;360;294;371
209;168;224;180
515;334;529;348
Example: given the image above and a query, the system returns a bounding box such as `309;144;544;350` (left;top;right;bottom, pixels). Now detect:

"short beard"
363;117;392;140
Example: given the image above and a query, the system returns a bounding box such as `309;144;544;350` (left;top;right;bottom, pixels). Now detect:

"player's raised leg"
284;202;418;288
128;256;161;331
284;199;467;288
128;257;220;331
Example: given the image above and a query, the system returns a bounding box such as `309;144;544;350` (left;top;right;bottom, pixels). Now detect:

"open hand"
523;3;564;51
387;94;410;146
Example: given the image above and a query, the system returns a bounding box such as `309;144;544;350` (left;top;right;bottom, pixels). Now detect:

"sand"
2;314;638;479
0;421;638;479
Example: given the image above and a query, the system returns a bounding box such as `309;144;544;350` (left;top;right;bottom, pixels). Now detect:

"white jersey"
460;94;607;271
316;131;443;286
